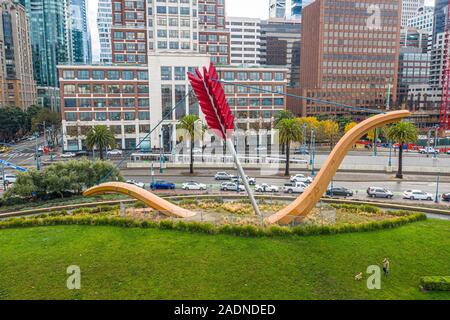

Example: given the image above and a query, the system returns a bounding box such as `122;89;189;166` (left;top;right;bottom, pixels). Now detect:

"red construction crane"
439;1;450;131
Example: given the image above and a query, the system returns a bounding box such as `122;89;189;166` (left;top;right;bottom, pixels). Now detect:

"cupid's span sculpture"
84;64;411;224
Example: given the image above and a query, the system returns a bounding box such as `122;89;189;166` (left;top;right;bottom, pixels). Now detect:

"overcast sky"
226;0;269;19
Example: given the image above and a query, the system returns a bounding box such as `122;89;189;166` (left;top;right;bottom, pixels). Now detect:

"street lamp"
435;175;440;203
302;124;307;157
310;128;315;176
434;125;439;160
388;141;393;167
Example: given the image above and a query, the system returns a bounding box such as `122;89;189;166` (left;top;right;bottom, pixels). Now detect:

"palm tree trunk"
99;147;103;160
285;142;290;176
396;143;403;179
190;138;194;174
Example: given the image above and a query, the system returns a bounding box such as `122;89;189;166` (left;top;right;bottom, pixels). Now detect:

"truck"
418;147;438;155
283;182;308;194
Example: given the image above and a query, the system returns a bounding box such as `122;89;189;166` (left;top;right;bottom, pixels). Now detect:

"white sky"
226;0;270;19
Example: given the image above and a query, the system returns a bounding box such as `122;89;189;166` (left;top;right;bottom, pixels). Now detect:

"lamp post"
434;125;439;160
35;133;40;170
388;141;393;167
303;124;307;156
310;128;315;176
373;128;377;157
159;128;164;174
435;175;440;203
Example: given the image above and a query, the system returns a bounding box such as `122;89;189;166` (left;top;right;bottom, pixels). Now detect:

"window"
122;71;135;80
64;85;76;94
77;70;90;80
124;112;135;121
175;85;186;119
174;67;185;80
138;111;150;120
161;66;172;80
64;99;76;108
138;71;148;80
63;70;75;79
78;84;91;94
161;85;173;119
92;70;105;80
95;112;107;121
108;70;120;80
65;112;77;121
109;112;121;121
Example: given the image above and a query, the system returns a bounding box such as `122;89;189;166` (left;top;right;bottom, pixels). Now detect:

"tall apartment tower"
68;0;91;64
88;0;113;63
401;0;424;27
226;17;261;66
269;0;313;20
198;0;230;65
433;0;448;44
298;0;401;119
0;0;36;109
21;0;70;110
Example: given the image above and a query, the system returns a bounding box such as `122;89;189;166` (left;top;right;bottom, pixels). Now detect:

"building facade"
269;0;313;20
227;17;261;66
198;0;230;65
0;0;36;109
68;0;91;64
297;0;401;119
218;66;288;131
260;19;301;87
406;6;434;33
21;0;70;110
88;0;113;64
401;0;424;27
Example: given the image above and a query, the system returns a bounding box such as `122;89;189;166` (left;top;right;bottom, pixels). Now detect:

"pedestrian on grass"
383;258;390;277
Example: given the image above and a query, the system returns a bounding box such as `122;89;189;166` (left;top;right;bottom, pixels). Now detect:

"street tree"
178;115;200;174
387;122;418;179
276;118;302;176
86;126;116;160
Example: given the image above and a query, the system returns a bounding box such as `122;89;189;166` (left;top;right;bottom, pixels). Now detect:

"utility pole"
435;175;441;203
35;133;40;170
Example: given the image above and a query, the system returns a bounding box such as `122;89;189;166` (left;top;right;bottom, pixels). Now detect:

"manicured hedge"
420;276;450;291
0;210;427;238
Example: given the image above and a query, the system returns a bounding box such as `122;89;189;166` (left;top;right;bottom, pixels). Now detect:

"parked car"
231;175;256;185
418;147;438;154
367;187;394;199
294;146;309;155
61;152;76;158
283;182;308;194
126;180;145;188
107;149;123;156
255;183;279;193
215;172;232;180
151;180;175;190
220;182;245;192
290;174;313;184
442;193;450;201
403;190;433;201
182;181;207;191
326;187;353;197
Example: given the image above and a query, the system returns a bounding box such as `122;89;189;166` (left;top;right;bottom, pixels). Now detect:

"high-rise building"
88;0;113;64
297;0;401;119
21;0;70;110
269;0;313;20
433;0;448;44
0;0;36;109
110;0;147;64
260;19;301;87
407;6;434;33
68;0;91;64
401;0;424;27
198;0;230;65
400;27;429;52
227;17;261;66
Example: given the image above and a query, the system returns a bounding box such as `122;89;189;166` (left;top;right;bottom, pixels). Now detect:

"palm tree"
178;115;200;174
387;122;418;179
274;110;295;155
276;118;302;176
86;125;116;160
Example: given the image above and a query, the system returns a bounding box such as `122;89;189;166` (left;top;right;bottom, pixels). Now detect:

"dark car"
151;180;175;190
442;193;450;201
326;187;353;197
75;151;89;157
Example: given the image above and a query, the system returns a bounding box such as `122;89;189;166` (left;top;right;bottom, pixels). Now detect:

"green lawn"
0;219;449;300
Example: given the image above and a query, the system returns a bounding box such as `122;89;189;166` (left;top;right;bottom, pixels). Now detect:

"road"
121;168;450;209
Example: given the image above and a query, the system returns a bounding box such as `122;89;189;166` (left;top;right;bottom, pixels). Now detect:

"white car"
107;149;123;156
419;147;437;155
1;174;17;185
255;183;279;193
403;190;433;201
215;172;232;180
126;180;145;188
61;152;76;158
283;182;308;194
182;181;207;191
231;175;256;185
290;174;313;184
220;182;245;192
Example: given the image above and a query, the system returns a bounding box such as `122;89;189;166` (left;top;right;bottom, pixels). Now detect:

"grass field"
0;219;449;300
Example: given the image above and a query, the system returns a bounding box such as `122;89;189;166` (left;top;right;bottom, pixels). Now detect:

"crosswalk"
0;152;35;159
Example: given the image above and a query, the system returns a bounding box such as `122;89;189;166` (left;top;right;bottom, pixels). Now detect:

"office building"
227;17;261;66
401;0;424;27
297;0;401;119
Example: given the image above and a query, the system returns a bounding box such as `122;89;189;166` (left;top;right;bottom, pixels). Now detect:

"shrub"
420;276;450;291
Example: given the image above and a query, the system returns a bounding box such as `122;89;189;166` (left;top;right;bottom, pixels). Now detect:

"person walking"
383;258;390;277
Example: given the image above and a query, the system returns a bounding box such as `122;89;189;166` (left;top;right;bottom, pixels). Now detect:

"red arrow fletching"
188;63;235;139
